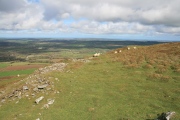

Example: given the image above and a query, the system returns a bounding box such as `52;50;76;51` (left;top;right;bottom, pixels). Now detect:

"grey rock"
156;111;176;120
166;111;175;120
47;99;55;105
23;86;28;90
1;99;6;103
33;87;38;92
38;84;48;89
35;96;44;104
46;88;51;91
8;94;14;98
15;91;21;98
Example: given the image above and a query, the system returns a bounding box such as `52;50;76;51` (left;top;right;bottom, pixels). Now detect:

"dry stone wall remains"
0;63;67;109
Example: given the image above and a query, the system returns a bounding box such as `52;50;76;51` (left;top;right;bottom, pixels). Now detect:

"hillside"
0;42;179;120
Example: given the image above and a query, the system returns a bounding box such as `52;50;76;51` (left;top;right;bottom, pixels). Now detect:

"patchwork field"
0;62;47;89
0;39;164;62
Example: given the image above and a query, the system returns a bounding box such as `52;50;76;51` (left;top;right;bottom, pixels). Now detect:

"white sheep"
119;50;122;53
93;53;100;57
133;46;137;49
127;47;130;50
114;51;118;54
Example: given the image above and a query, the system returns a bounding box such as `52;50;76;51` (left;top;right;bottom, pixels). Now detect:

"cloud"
0;0;43;30
0;0;180;38
0;0;25;12
70;21;153;35
40;0;180;27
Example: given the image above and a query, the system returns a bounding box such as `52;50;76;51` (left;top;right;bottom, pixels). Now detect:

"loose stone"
35;96;44;104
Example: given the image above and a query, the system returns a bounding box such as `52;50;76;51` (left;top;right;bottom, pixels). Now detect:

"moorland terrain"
0;39;164;89
0;39;179;120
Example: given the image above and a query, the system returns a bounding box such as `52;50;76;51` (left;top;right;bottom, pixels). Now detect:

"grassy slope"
0;43;179;120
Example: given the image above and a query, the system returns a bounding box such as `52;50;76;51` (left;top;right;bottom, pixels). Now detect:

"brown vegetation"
108;42;180;69
0;64;44;71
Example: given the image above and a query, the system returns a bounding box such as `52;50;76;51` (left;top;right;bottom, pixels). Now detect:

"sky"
0;0;180;41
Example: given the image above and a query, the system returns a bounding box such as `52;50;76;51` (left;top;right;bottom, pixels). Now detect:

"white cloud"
0;0;180;37
70;20;153;35
40;0;180;26
0;0;26;12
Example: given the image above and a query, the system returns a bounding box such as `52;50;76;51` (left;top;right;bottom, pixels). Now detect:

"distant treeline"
0;53;25;62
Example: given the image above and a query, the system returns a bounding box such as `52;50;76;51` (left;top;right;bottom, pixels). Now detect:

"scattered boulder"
38;84;48;89
47;99;55;105
46;88;51;91
41;98;55;109
8;94;14;98
23;86;28;90
15;91;21;98
35;96;44;104
33;87;38;92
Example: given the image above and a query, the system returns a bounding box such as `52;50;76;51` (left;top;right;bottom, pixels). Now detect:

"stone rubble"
0;63;67;107
37;63;67;74
72;58;91;63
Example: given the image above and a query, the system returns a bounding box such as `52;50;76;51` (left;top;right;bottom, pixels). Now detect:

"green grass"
0;69;36;77
0;43;179;120
0;63;8;68
50;58;179;120
0;55;179;120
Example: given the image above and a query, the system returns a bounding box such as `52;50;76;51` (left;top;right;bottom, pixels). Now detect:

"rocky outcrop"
37;63;67;74
156;111;176;120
